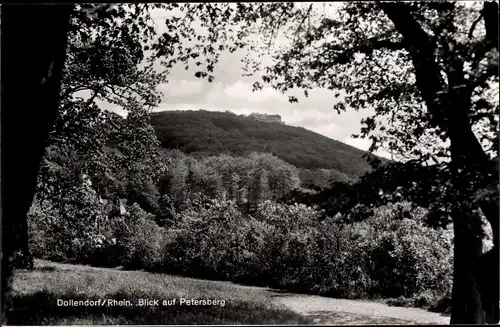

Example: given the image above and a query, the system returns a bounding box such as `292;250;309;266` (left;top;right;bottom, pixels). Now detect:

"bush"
114;203;165;270
252;201;323;289
32;190;453;307
324;221;375;298
28;199;60;261
255;201;321;231
162;198;247;279
28;193;111;264
247;201;452;300
364;203;453;298
428;290;452;314
230;217;270;285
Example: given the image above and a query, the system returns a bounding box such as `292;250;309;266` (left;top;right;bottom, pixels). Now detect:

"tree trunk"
478;247;500;324
450;210;485;324
448;102;499;324
447;112;499;324
0;4;72;324
378;3;498;324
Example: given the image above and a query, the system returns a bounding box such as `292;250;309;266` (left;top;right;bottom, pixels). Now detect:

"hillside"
150;110;379;180
10;260;309;325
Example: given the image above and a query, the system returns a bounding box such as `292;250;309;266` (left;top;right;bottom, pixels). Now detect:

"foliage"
363;203;453;297
255;200;321;230
28;183;111;263
159;151;301;211
30;3;170;267
299;168;353;189
251;201;451;299
63;4;167;108
238;2;498;162
158;198;451;301
162;198;247;279
114;204;165;270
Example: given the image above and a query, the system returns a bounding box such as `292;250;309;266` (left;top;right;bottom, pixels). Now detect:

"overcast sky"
105;5;390;158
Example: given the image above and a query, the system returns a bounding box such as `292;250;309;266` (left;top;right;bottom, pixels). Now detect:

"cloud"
223;81;286;103
158;79;206;100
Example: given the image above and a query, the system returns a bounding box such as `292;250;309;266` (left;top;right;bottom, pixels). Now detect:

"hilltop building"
249;112;285;124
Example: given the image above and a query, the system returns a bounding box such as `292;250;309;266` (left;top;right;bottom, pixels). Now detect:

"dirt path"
267;290;450;325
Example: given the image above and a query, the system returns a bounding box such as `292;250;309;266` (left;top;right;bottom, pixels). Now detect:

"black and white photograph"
1;2;498;325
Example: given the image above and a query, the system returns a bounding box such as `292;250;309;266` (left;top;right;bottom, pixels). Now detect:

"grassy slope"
8;260;311;325
150;110;378;180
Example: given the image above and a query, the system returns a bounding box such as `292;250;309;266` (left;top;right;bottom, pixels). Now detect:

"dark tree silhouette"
1;4;73;323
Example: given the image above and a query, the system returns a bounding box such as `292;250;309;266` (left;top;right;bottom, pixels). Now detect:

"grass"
7;260;312;325
385;293;452;315
305;311;417;325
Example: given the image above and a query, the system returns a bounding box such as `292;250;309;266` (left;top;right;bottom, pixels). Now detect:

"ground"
271;291;450;324
7;260;450;325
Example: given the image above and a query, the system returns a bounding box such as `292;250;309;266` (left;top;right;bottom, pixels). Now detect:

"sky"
104;4;389;158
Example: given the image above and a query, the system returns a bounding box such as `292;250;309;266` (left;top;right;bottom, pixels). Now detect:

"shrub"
274;228;321;292
252;202;453;300
428;290;452;314
162;198;247;279
325;221;374;298
28;191;110;264
115;203;165;270
252;201;323;288
364;203;453;298
28;199;60;260
32;190;453;307
255;201;321;231
230;217;270;285
251;201;372;297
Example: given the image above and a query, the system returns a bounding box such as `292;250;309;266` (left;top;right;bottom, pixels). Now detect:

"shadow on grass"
305;310;414;325
7;290;312;325
267;289;294;298
34;266;58;272
387;295;452;318
427;296;452;316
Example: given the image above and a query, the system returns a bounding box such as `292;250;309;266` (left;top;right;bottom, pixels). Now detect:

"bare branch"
468;14;483;39
292;4;313;42
377;2;446;126
86;86;103;106
265;4;292;49
144;4;158;29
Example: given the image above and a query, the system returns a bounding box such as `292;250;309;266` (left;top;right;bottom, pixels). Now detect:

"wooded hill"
150;110;381;184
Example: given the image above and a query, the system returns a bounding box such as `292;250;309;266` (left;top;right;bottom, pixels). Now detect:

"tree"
1;4;74;323
249;167;271;206
202;154;239;200
32;4;170;258
230;172;241;203
113;102;166;213
226;2;498;324
159;154;190;208
1;3;220;322
247;152;301;200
